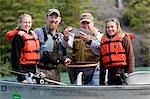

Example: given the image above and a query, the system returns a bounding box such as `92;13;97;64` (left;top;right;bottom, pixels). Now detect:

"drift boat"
0;71;150;99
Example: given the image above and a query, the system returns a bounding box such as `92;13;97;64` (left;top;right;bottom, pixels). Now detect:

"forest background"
0;0;150;76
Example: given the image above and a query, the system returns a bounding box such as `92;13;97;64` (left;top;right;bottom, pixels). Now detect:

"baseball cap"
47;8;60;16
80;13;94;23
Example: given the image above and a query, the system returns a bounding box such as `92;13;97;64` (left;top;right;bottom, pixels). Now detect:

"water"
135;67;150;71
0;72;70;84
1;67;150;84
61;72;70;84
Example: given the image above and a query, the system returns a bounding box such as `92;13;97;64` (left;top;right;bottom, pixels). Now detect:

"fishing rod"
0;68;26;76
0;68;67;85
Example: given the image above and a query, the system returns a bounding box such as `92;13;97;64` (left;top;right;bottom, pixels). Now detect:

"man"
62;13;103;85
34;8;69;84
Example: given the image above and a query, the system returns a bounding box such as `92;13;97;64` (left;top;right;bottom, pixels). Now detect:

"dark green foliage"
123;0;150;33
0;0;93;75
123;0;150;66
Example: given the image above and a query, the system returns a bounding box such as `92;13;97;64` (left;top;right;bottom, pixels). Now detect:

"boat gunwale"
0;80;150;90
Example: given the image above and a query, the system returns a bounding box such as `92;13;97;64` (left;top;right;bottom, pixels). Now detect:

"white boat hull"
0;80;150;99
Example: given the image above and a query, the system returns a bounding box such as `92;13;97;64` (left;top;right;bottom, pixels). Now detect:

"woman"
99;17;135;85
6;14;40;83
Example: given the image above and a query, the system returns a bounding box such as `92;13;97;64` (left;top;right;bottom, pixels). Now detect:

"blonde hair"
104;17;122;35
16;13;32;29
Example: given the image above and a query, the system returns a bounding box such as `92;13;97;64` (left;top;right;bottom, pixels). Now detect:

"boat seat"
127;71;150;85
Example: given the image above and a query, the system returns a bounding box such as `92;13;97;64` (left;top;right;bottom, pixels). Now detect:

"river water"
0;67;150;84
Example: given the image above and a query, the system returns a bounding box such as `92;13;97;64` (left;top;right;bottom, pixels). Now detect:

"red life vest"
100;33;127;68
19;31;40;65
6;29;40;65
6;29;20;41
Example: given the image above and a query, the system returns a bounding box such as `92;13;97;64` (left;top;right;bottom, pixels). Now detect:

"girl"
6;14;40;83
99;17;135;85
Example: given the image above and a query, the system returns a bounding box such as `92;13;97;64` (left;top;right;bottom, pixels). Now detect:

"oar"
44;78;67;85
0;68;68;85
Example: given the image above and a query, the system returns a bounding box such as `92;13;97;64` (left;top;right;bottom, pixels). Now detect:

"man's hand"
63;27;72;41
79;31;91;43
64;58;72;65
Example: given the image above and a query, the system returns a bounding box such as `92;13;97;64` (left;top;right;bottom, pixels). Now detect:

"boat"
0;71;150;99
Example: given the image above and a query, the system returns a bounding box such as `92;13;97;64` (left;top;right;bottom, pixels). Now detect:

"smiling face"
46;13;61;31
20;16;32;32
18;14;32;33
105;17;122;36
106;21;117;36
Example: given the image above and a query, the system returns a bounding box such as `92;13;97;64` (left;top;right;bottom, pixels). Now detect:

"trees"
0;0;92;75
123;0;150;33
123;0;150;66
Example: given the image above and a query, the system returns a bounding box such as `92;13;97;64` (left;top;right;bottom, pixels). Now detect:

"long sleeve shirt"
34;25;68;61
61;28;103;56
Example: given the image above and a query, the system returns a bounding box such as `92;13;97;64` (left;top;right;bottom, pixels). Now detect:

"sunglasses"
106;18;119;23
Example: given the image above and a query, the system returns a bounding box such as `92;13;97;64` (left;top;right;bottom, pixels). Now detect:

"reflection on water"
61;72;70;84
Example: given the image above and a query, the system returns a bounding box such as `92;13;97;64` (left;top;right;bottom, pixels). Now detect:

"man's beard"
49;22;58;31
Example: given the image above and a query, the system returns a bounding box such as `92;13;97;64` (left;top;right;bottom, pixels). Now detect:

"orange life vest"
6;29;40;65
6;29;20;41
100;33;127;68
19;31;40;65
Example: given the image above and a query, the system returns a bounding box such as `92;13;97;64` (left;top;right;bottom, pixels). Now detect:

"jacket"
72;36;99;62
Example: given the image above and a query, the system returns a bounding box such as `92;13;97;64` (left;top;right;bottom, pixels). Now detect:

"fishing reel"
35;72;46;84
38;71;46;78
25;72;36;84
39;79;45;84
